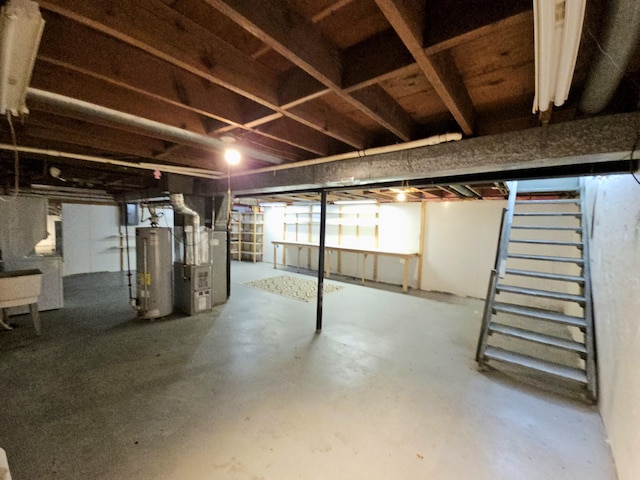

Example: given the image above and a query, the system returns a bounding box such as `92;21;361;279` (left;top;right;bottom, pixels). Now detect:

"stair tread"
483;346;587;384
493;302;586;327
516;199;579;204
511;225;582;231
509;239;583;247
496;284;586;303
513;212;581;216
504;269;585;283
508;253;584;263
489;323;587;353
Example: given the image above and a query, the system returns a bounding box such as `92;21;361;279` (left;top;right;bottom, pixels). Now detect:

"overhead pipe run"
25;88;285;165
229;132;463;178
580;0;640;114
0;143;224;179
20;89;461;179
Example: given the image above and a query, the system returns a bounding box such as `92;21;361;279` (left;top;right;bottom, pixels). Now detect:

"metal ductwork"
580;0;640;114
26;88;284;165
170;193;200;266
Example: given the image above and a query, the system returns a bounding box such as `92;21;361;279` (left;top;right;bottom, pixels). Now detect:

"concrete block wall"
584;174;640;480
62;204;174;276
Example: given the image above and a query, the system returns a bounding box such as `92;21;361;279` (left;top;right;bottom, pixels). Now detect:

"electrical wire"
0;113;20;201
585;27;640;96
124;205;134;303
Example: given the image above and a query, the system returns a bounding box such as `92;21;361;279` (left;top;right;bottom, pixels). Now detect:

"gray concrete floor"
0;262;616;479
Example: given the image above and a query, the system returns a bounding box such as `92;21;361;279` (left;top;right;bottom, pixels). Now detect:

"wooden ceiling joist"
38;13;249;127
252;117;342;157
374;0;477;135
39;0;279;103
38;0;361;155
205;0;417;141
6;0;632;198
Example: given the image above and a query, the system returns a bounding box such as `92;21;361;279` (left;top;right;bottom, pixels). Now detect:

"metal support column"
226;164;232;298
316;190;327;332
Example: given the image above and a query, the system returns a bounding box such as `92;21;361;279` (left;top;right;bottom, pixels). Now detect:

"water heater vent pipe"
170;193;200;266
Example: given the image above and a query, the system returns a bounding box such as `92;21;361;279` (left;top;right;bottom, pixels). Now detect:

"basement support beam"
204;112;640;195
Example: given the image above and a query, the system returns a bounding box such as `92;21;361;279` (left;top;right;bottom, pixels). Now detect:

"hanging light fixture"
532;0;586;113
392;180;409;202
224;148;241;165
0;0;45;117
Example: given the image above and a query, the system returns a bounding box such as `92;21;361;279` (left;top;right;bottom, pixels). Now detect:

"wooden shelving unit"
230;208;264;262
281;204;380;272
283;206;379;245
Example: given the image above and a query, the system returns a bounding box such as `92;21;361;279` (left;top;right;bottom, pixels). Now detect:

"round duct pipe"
170;193;201;266
25;88;284;165
579;0;640;114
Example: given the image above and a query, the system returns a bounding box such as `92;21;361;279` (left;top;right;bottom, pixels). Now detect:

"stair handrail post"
493;208;508;270
497;181;518;278
476;200;510;363
579;178;598;402
476;268;499;363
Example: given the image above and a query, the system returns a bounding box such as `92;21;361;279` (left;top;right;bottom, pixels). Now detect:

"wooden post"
337;205;343;274
417;200;427;291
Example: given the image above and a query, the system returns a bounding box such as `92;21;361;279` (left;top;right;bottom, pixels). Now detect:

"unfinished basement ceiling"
0;0;639;197
241;182;511;204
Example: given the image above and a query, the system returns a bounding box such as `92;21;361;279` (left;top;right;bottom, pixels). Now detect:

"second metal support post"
316;190;327;331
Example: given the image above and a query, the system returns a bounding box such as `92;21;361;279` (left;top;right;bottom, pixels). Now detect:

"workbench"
272;240;419;293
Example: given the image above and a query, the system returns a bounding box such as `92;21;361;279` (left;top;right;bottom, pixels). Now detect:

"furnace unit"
174;227;213;315
171;193;214;316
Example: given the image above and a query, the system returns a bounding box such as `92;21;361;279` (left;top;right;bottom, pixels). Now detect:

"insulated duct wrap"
580;0;640;113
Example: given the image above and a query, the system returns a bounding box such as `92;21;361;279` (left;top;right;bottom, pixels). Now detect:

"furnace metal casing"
174;263;212;315
135;227;173;319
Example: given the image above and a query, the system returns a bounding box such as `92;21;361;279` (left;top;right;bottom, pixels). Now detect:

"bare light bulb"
397;191;407;202
224;148;241;165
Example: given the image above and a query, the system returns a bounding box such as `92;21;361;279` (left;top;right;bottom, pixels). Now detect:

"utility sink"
0;269;43;335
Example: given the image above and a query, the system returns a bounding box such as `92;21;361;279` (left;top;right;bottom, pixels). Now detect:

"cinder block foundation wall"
585;175;640;480
62;204;174;276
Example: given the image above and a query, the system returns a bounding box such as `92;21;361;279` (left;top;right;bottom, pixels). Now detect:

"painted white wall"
265;197;587;302
584;175;640;480
421;200;504;298
421;198;584;310
62;204;120;276
62;204;174;276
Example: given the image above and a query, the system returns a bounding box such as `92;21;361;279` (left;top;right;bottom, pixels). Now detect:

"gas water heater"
135;227;173;319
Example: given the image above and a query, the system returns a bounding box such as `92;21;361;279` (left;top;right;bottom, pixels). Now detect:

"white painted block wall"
62;204;174;276
584;175;640;480
420;199;584;314
420;200;504;298
62;204;119;276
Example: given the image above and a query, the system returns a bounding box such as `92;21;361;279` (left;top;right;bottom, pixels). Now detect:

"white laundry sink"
0;269;42;309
